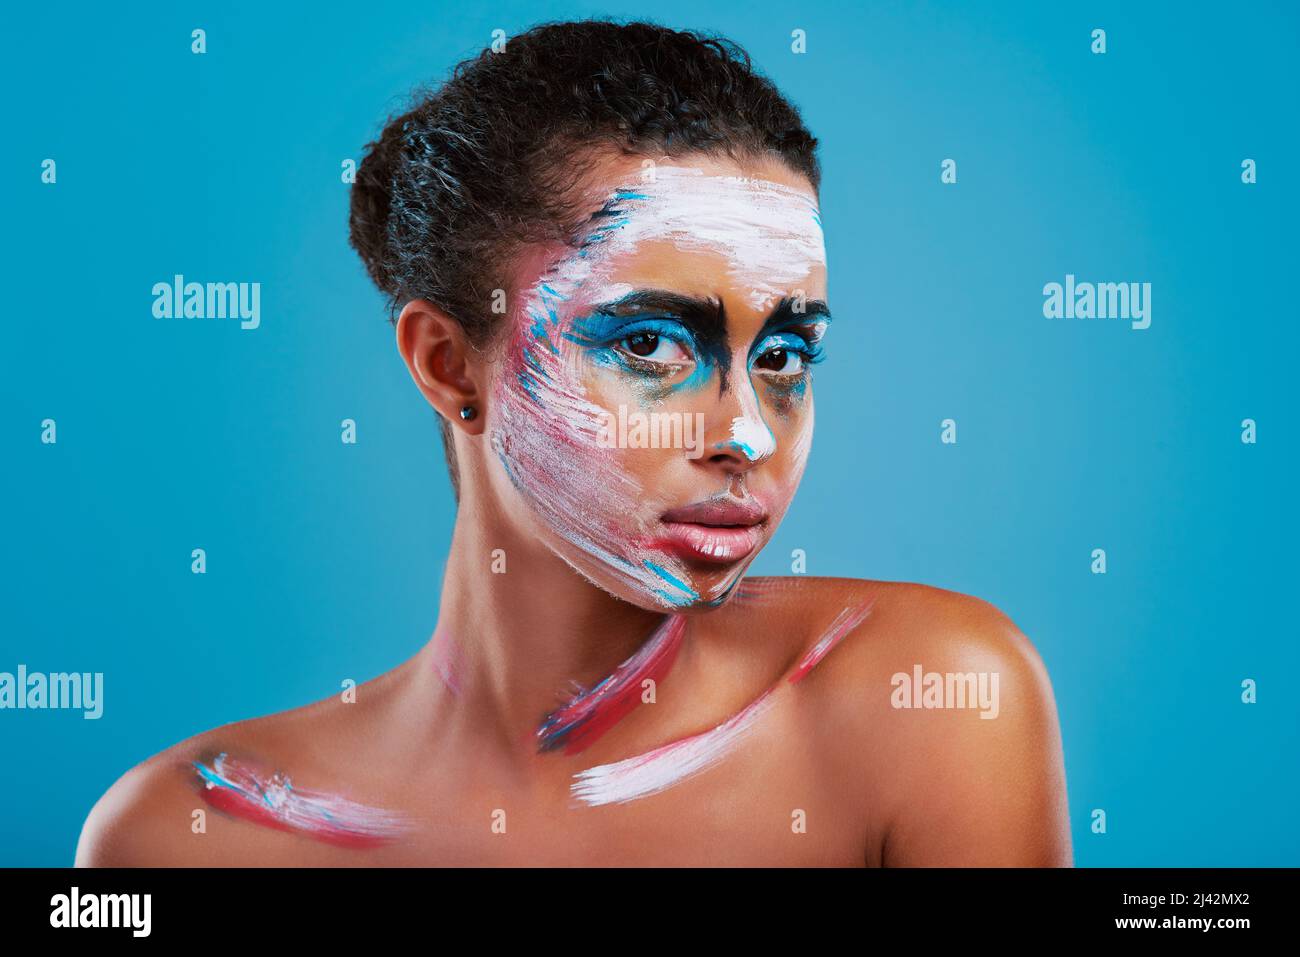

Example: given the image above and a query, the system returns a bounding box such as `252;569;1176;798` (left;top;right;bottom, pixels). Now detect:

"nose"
697;376;776;475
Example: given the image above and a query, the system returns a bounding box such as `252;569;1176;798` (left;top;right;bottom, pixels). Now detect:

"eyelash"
605;317;826;379
752;335;826;378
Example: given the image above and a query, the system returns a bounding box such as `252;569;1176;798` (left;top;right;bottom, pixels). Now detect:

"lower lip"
653;522;764;564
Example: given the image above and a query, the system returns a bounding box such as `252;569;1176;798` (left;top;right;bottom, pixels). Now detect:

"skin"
76;152;1072;867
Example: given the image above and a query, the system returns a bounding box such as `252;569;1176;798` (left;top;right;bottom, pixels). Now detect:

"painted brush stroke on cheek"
537;613;686;755
489;166;826;610
570;601;875;807
193;753;409;848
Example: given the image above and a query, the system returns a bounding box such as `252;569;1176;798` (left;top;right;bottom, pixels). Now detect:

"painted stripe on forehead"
569;166;825;311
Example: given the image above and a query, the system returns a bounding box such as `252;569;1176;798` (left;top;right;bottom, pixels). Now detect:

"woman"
77;19;1072;866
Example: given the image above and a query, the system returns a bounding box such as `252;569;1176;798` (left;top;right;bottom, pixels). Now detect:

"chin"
545;534;758;613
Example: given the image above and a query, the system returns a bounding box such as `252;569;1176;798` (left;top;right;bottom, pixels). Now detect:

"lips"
654;496;769;565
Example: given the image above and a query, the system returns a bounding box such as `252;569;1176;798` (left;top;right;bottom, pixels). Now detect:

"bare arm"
877;601;1073;866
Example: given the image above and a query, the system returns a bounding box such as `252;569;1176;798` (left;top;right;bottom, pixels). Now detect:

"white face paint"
587;166;827;313
489;163;828;611
727;414;778;463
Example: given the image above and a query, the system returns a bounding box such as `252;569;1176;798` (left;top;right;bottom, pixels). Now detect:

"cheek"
490;332;651;525
581;344;711;409
578;363;693;488
762;380;815;478
788;399;815;481
759;374;812;419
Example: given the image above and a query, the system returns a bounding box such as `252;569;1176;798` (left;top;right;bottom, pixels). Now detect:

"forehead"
534;161;827;317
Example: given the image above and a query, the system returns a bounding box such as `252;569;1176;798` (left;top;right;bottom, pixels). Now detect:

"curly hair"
348;17;821;499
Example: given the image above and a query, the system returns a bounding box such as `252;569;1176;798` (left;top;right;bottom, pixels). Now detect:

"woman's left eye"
754;347;805;375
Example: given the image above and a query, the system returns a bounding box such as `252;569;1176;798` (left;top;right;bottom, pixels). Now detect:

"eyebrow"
593;289;832;334
756;296;833;338
592;289;727;344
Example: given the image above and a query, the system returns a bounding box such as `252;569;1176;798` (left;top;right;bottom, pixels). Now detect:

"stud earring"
459;405;477;421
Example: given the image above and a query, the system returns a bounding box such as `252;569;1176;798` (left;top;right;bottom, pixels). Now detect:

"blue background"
3;0;1296;866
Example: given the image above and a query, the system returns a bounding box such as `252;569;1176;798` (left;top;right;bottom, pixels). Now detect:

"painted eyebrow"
756;297;833;338
590;289;728;348
592;289;832;336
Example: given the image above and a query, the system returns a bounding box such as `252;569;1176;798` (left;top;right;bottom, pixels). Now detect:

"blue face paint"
643;558;700;605
516;369;545;406
752;331;820;367
567;311;719;397
571;294;830;394
715;438;758;457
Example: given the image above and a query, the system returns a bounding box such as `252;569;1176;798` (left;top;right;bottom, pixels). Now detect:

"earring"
459;405;477;421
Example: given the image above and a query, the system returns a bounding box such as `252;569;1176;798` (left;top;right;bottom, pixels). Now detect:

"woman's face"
486;154;829;611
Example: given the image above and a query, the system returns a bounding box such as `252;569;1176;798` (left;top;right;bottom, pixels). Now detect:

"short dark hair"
348;18;821;499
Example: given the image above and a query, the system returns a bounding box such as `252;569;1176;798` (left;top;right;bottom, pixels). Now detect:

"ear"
395;299;487;436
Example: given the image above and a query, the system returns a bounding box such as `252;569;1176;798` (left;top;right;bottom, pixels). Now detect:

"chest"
367;711;871;866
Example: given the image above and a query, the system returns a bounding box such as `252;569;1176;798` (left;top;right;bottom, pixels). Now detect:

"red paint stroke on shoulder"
193;752;408;849
788;600;876;685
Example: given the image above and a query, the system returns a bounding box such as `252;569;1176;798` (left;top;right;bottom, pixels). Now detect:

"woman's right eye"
617;332;691;364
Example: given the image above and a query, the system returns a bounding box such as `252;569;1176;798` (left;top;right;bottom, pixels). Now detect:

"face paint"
537;614;686;755
490;165;827;610
569;600;872;807
193;753;409;848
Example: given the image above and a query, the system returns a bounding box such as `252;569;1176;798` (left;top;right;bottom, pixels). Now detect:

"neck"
417;481;672;763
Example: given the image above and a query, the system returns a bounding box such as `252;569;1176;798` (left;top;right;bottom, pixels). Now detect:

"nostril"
712;439;753;459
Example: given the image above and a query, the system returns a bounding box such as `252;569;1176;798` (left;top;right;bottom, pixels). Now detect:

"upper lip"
661;496;769;527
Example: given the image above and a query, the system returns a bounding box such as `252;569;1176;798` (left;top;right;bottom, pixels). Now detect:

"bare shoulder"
740;576;1073;866
76;665;411;867
737;576;1048;692
733;576;1047;700
76;733;228;867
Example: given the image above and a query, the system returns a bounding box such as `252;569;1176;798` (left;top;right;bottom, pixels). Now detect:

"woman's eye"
617;332;690;364
755;347;804;375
